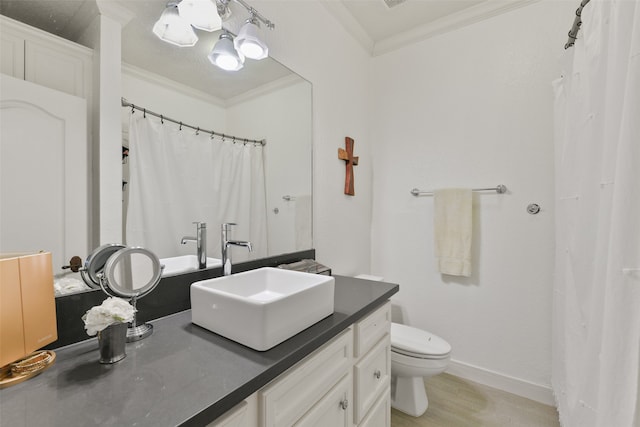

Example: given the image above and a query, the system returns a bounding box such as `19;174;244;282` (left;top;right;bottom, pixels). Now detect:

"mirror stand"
96;246;163;342
125;295;153;342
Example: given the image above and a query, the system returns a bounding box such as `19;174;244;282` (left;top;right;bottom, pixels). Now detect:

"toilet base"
390;375;428;417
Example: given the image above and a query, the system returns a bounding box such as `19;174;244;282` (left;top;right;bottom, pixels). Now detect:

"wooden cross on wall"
338;137;359;196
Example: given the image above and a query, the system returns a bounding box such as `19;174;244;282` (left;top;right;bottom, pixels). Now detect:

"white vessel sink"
160;255;222;277
190;267;335;351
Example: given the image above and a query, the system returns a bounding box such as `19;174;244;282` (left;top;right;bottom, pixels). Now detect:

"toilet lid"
391;323;451;357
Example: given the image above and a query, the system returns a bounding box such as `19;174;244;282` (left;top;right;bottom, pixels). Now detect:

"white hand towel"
434;188;472;277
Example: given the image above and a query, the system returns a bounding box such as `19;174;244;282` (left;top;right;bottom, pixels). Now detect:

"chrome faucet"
181;222;207;269
221;222;252;276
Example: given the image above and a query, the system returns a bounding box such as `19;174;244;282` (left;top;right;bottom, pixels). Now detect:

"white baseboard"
445;359;556;407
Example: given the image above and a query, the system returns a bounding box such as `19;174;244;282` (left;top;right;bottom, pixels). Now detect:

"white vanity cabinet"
259;328;354;427
0;15;92;99
353;302;391;426
208;395;258;427
212;302;392;427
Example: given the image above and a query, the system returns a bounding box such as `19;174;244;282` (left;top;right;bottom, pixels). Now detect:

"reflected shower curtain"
126;112;268;262
552;1;640;426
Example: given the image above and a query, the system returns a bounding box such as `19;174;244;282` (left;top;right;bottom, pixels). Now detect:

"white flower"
82;297;136;336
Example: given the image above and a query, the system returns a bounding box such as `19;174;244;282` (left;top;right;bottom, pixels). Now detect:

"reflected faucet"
221;223;252;276
181;222;207;269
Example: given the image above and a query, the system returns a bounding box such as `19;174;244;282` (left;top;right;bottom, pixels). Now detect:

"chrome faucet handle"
193;221;206;229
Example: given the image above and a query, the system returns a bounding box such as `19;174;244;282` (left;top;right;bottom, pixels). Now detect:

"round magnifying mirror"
101;247;162;342
103;247;161;298
81;243;126;289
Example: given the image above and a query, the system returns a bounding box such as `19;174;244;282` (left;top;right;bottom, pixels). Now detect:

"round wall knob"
62;255;83;272
527;203;541;215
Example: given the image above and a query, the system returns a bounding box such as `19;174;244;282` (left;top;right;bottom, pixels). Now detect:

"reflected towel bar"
410;185;507;197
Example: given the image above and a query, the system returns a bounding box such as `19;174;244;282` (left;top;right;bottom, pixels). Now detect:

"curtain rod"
565;0;591;49
121;98;266;146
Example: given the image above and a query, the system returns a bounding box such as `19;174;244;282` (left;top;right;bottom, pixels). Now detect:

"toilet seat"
391;323;451;359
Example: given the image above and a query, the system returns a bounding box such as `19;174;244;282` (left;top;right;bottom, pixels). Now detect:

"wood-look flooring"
391;373;560;427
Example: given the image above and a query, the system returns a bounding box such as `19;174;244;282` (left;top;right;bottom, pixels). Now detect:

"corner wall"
369;0;573;403
255;0;374;276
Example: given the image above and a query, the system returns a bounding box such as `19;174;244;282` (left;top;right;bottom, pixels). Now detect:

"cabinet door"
0;29;25;78
294;373;353;427
0;74;88;275
260;329;352;427
207;402;248;427
357;387;390;427
25;39;90;98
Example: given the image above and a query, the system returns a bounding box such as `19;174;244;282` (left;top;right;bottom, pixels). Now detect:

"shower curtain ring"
196;127;200;135
179;122;183;131
160;115;164;124
143;108;146;118
131;104;135;114
210;131;215;139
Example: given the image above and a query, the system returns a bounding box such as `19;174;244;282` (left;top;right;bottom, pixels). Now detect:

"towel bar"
410;185;507;197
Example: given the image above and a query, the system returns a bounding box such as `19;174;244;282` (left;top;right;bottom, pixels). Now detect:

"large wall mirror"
0;0;312;296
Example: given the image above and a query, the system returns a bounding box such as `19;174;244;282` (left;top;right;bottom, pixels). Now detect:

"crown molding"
373;0;540;56
319;0;539;57
318;0;375;55
121;63;226;107
226;74;305;107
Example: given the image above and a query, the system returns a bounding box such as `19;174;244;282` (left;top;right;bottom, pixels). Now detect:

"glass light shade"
234;19;268;60
208;34;244;71
152;4;198;47
178;0;222;32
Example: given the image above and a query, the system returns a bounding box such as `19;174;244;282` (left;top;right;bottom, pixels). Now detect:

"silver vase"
97;322;128;364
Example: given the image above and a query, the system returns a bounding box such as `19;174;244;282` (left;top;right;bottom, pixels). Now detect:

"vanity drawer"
354;302;391;358
357;386;391;427
259;328;353;427
354;334;391;424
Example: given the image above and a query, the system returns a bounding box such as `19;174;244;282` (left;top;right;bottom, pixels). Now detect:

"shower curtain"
126;112;268;261
552;1;640;426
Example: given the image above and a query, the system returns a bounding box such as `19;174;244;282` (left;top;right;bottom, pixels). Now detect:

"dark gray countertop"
0;276;398;427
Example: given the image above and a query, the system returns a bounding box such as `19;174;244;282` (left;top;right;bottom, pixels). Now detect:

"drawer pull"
339;399;349;410
374;370;381;379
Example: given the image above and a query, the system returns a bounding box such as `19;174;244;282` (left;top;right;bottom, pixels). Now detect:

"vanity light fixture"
208;31;245;71
234;12;268;60
152;2;198;47
217;0;232;21
153;0;274;71
177;0;222;32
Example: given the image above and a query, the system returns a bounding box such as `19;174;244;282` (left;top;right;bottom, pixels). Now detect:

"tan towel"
434;188;472;277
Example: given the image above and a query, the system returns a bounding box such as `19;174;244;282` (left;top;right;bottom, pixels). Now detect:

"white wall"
226;79;312;256
121;65;227;132
254;0;374;275
370;0;573;403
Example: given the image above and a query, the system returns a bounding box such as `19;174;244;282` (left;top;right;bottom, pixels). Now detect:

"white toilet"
353;274;452;418
390;322;451;417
